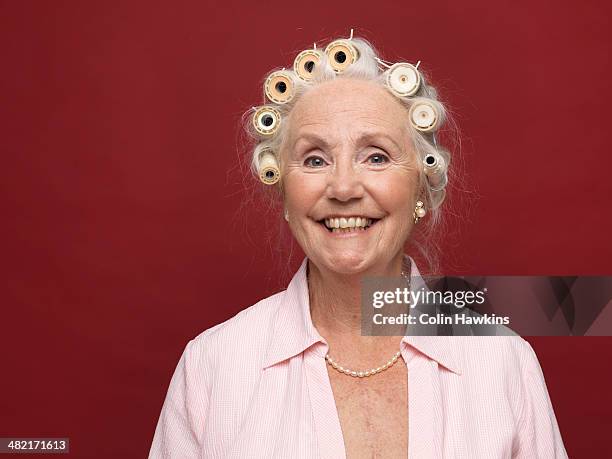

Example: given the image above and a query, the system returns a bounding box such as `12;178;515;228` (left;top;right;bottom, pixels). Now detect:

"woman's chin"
315;251;373;275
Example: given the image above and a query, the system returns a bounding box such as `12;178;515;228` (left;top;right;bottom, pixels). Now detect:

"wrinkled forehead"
286;79;411;147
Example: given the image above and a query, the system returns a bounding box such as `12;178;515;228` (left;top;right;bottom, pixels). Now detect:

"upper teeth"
324;217;373;229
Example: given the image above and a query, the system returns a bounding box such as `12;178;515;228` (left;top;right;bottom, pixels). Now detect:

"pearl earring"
413;200;426;224
284;209;289;222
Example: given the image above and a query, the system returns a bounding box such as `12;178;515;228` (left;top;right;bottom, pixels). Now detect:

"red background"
1;0;610;457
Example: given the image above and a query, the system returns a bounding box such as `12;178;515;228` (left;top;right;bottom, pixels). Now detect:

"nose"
325;154;365;202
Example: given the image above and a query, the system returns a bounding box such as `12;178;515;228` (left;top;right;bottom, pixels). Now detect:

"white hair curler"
293;48;323;81
409;100;439;132
252;106;281;136
384;63;421;97
258;147;280;185
264;70;295;104
324;39;359;73
423;153;447;191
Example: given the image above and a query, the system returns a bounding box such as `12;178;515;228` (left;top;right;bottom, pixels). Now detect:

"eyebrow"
358;132;404;152
292;132;336;151
292;130;404;152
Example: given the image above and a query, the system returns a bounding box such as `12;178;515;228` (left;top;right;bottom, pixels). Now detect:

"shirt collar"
262;255;462;375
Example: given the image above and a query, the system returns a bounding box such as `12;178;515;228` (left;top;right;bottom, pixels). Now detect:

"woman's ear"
415;184;426;203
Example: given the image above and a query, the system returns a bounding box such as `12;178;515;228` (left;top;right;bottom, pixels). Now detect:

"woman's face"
280;78;420;275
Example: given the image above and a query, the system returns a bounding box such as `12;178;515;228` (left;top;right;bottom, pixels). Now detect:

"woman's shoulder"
448;335;542;382
183;289;287;367
441;336;547;422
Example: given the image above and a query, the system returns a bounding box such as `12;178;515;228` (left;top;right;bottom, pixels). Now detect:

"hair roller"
423;153;448;191
384;63;421;97
264;70;296;104
324;39;359;73
409;99;440;132
252;105;281;136
257;147;281;185
293;49;323;81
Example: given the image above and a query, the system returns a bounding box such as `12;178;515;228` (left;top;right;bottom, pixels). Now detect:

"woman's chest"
207;354;516;458
328;365;409;459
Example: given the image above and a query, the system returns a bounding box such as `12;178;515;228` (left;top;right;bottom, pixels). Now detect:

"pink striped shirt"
149;256;568;458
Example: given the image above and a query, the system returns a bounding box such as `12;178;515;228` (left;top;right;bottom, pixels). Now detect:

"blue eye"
304;156;326;168
368;153;389;165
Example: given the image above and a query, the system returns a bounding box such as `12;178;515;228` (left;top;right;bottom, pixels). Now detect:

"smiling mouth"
316;217;382;233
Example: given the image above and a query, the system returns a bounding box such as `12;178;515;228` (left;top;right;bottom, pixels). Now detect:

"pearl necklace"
325;350;402;377
324;268;410;378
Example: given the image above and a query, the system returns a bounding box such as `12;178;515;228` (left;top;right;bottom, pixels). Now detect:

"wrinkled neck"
307;254;410;336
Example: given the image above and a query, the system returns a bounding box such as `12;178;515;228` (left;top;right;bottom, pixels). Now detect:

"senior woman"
149;33;567;458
